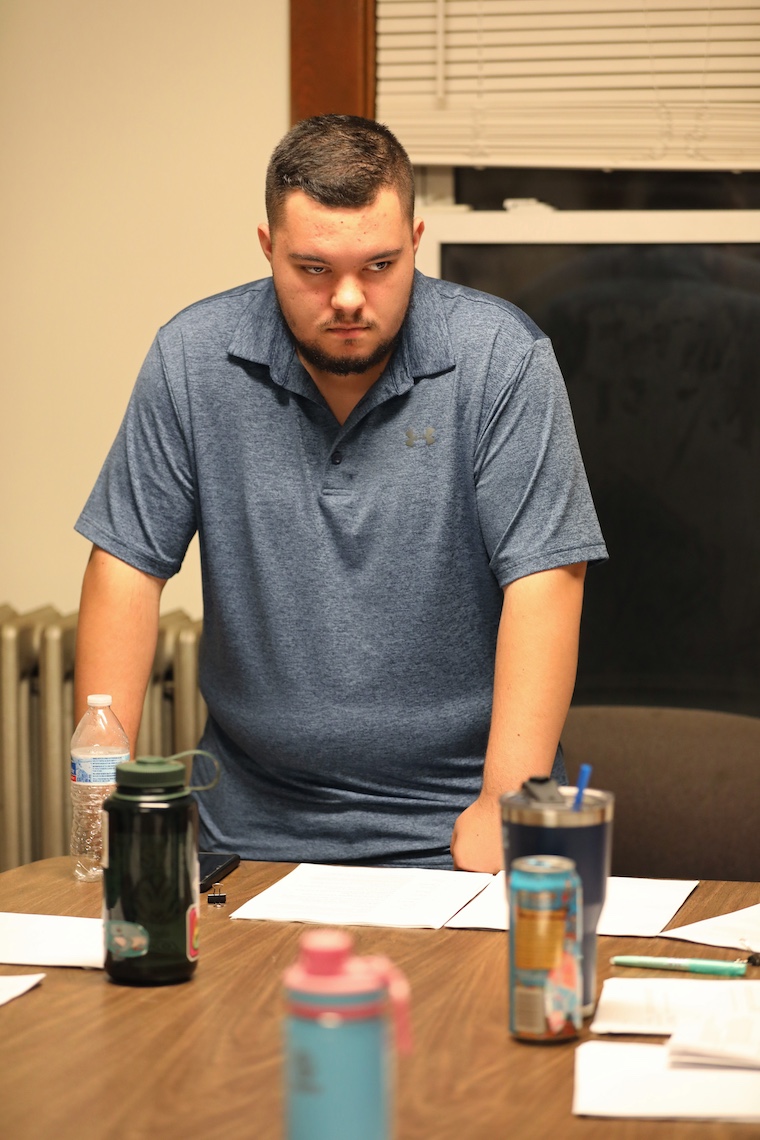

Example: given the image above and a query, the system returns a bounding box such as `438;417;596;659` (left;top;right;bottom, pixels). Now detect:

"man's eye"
368;261;391;273
303;265;327;275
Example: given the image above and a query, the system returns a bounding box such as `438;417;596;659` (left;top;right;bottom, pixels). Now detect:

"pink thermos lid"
284;929;412;1053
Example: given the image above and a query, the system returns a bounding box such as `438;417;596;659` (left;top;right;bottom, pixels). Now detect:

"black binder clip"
207;882;227;906
739;939;760;967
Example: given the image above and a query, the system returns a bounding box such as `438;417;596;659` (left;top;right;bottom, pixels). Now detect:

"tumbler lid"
501;784;614;826
115;755;187;787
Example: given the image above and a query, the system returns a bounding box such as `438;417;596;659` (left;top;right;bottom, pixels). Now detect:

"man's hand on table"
450;795;504;873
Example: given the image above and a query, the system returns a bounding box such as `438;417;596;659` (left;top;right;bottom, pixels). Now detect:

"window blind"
375;1;760;169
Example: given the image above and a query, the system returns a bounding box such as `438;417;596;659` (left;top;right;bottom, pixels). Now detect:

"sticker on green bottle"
105;920;150;959
187;904;200;962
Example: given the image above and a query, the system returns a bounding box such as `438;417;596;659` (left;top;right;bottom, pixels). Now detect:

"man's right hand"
450;795;504;873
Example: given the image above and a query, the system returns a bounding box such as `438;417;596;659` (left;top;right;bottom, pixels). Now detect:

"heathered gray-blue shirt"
76;271;607;867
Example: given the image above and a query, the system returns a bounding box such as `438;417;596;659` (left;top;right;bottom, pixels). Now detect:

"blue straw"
573;764;592;811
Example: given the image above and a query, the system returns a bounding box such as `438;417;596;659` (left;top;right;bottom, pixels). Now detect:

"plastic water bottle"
70;694;130;881
283;929;412;1140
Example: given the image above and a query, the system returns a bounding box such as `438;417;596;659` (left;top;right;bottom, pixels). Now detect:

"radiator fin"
0;607;204;870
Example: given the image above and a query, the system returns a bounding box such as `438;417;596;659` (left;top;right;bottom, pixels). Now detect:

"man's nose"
331;275;364;314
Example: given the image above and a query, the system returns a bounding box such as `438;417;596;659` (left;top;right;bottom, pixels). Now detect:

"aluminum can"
508;854;582;1041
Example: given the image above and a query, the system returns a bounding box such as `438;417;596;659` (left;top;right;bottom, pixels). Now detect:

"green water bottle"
102;752;218;985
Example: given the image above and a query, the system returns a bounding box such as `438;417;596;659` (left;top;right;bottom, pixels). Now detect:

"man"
75;115;606;872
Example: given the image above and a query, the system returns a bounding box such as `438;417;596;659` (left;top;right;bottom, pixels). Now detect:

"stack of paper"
573;1041;760;1122
445;873;697;936
667;1015;760;1070
0;913;104;968
577;976;760;1120
230;863;493;928
661;901;760;953
591;977;760;1036
230;865;697;935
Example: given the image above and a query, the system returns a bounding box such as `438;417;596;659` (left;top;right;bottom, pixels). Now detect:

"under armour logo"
405;427;436;447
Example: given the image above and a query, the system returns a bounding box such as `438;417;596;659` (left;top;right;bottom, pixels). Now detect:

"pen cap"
284;929;412;1053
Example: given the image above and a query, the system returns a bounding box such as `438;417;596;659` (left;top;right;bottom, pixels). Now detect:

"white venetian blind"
375;0;760;169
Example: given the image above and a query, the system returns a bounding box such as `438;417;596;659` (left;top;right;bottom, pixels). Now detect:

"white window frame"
414;204;760;279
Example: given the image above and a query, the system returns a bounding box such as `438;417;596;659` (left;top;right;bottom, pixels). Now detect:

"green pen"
610;955;747;977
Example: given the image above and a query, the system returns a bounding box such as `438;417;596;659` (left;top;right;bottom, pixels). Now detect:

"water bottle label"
70;753;129;784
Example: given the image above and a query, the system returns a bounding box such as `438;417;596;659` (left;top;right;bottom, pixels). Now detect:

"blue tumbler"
283;929;411;1140
502;781;614;1014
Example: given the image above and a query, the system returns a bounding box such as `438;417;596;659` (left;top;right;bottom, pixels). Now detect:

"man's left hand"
450;795;504;873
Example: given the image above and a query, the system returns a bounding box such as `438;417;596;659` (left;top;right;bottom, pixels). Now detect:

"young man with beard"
74;115;606;872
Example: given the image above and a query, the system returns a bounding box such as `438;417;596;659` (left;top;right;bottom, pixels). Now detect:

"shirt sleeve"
74;334;197;578
474;334;608;587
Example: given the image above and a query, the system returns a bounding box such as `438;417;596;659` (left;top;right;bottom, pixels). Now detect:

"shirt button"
331;451;343;465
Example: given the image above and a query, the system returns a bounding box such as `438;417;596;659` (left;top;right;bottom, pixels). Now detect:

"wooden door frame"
290;0;376;124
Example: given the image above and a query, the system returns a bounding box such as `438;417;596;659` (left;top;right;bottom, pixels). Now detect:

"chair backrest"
562;705;760;881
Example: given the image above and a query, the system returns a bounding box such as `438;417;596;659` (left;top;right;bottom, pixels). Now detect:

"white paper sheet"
594;877;698;937
667;1014;760;1070
660;901;760;953
443;870;509;929
590;977;760;1036
0;973;45;1006
444;875;697;936
573;1041;760;1122
229;863;493;928
0;913;104;968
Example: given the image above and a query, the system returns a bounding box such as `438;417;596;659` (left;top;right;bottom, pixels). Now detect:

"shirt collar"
400;270;455;380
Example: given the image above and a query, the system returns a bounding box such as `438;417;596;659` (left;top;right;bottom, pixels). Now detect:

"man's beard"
293;328;402;376
273;282;409;377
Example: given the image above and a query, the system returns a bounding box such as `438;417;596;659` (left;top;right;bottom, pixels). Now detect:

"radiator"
0;607;205;871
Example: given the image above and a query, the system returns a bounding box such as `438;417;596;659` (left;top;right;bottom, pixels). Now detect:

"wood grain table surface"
1;857;758;1140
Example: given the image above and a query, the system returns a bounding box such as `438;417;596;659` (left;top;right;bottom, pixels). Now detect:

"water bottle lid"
284;930;413;1052
285;929;394;996
115;755;187;787
87;694;113;708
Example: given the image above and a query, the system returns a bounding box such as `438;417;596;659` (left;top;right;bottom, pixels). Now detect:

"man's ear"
412;217;425;254
258;223;273;264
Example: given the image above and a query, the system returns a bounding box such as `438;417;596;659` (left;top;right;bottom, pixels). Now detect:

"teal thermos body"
283;930;411;1140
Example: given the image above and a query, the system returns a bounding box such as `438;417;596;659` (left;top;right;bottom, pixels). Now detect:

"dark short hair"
265;115;415;230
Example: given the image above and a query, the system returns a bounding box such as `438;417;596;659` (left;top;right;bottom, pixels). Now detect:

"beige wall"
0;0;289;620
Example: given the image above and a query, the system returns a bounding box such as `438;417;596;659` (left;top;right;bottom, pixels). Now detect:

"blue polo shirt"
76;271;606;867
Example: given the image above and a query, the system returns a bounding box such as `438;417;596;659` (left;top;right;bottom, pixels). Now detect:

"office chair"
561;705;760;881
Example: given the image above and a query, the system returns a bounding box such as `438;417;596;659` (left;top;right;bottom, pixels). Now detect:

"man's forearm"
481;562;586;798
74;546;166;755
450;563;586;871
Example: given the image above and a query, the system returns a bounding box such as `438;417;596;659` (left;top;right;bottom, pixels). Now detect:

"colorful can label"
508;854;582;1041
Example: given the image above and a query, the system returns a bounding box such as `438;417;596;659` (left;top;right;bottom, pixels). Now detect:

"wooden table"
1;858;758;1140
